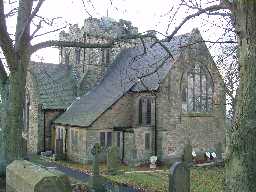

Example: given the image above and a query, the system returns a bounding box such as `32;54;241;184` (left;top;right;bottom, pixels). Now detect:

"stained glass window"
182;64;213;112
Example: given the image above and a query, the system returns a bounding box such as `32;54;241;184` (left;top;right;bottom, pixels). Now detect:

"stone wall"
156;32;225;160
26;71;43;154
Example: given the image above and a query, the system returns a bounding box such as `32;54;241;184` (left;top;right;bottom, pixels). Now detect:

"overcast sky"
5;0;232;63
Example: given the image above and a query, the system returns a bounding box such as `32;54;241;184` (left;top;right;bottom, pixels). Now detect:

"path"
37;160;139;192
37;160;90;182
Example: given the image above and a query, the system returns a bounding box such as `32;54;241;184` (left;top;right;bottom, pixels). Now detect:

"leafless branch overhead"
166;3;229;42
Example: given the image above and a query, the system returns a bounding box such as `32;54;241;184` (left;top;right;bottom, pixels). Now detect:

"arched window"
138;97;153;125
65;51;70;65
181;64;213;112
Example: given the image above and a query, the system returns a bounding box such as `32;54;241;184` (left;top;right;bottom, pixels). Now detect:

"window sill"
181;112;214;117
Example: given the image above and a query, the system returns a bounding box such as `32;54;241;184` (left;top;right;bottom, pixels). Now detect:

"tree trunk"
5;53;28;163
226;1;256;191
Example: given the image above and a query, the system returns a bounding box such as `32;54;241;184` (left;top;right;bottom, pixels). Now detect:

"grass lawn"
29;155;224;192
106;166;225;192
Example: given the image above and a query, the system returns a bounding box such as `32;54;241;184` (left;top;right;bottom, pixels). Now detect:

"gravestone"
128;148;137;170
183;143;192;163
90;143;105;192
169;161;190;192
107;146;120;175
6;160;71;192
215;142;223;162
91;143;102;176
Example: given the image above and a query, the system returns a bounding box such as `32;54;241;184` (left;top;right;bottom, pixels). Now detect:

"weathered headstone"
169;161;190;192
6;160;72;192
215;142;223;161
107;146;120;175
183;143;192;163
90;143;105;192
128;148;137;170
91;143;101;176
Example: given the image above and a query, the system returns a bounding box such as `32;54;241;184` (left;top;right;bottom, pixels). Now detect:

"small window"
71;129;78;145
75;48;81;65
100;132;112;147
117;132;121;147
65;52;70;65
107;132;112;147
145;133;150;150
100;132;105;147
138;97;153;126
139;99;143;124
146;99;152;124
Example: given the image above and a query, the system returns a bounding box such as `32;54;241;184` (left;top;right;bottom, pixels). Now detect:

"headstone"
215;142;223;161
183;143;192;164
128;148;137;170
91;143;101;176
169;161;190;192
6;160;72;192
90;143;105;192
107;146;120;175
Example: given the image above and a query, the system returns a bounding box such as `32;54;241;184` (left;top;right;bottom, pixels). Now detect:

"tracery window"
181;64;213;112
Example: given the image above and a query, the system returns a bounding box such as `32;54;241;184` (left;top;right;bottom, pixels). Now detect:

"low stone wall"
6;160;71;192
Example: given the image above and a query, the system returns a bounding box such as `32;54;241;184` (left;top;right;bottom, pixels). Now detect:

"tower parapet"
59;17;139;95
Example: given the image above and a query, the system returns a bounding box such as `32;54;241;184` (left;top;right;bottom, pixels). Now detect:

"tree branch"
0;0;15;66
167;3;229;41
0;58;7;83
30;41;113;54
30;33;155;54
16;0;45;46
28;0;45;23
31;25;68;39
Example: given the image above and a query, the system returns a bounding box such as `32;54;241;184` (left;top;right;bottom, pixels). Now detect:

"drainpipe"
64;126;68;160
43;110;46;152
154;94;157;156
122;131;125;162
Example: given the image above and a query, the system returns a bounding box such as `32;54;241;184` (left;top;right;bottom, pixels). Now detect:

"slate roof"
29;62;76;110
55;32;192;126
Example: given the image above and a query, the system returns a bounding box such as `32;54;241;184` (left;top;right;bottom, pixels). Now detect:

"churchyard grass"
105;166;225;192
29;155;224;192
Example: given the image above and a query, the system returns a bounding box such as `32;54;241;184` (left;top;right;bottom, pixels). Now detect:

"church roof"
55;32;193;127
29;62;76;109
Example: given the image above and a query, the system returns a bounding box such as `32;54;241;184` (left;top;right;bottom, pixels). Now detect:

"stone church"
23;17;225;163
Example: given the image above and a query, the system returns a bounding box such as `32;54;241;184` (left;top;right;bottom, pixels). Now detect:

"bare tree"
1;0;256;191
161;0;256;191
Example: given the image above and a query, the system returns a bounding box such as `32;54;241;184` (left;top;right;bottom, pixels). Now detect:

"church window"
75;48;81;65
100;132;105;147
107;132;112;147
138;97;153;126
70;129;78;145
117;132;121;147
145;133;151;150
100;132;112;147
182;64;213;112
65;51;70;65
